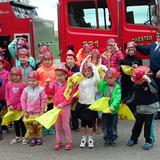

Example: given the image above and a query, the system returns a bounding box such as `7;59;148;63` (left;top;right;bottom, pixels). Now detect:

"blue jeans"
102;113;118;142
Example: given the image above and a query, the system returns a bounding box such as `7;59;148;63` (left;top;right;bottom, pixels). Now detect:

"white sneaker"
80;138;86;148
88;139;94;148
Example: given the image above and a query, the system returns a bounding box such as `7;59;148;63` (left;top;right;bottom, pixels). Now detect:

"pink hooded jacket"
0;69;9;101
45;80;72;107
21;86;47;114
5;82;26;110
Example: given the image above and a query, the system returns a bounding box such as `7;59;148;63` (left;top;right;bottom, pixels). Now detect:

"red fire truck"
58;0;160;63
0;0;54;63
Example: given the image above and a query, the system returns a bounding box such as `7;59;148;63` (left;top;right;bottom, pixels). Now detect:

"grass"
52;35;60;59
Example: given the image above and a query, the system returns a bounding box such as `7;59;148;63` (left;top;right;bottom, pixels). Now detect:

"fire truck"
0;0;54;63
58;0;160;63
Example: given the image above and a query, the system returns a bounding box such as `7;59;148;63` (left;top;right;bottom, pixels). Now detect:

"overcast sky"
29;0;58;30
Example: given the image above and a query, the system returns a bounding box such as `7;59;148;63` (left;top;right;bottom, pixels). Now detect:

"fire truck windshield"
126;0;157;26
68;0;111;30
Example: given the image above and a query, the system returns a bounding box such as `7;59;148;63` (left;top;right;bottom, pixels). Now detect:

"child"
17;48;34;84
0;78;3;140
8;38;35;67
90;49;108;79
127;66;159;150
37;50;56;87
89;49;108;134
102;38;124;71
65;50;79;75
75;61;100;148
120;42;142;114
37;51;56;135
76;44;91;65
35;45;51;70
65;50;79;131
45;66;72;150
0;48;12;71
21;71;47;146
5;67;27;144
98;68;121;147
0;56;9;135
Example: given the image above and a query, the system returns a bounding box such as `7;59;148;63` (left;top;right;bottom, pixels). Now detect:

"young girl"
102;38;124;71
45;66;72;150
90;49;108;134
21;71;47;146
98;68;121;147
75;61;100;148
0;56;9;135
5;67;27;144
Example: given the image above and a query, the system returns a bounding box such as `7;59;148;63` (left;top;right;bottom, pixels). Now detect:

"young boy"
35;45;51;70
65;50;79;131
17;48;34;84
37;51;56;135
127;66;159;150
65;50;79;75
98;68;121;147
120;42;142;114
8;38;35;67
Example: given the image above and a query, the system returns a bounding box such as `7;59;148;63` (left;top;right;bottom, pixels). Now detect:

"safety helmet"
42;51;54;60
39;45;50;54
126;42;136;49
55;66;68;75
10;67;22;75
17;48;30;57
66;49;75;58
131;66;150;83
107;38;116;46
91;49;100;58
28;71;39;80
105;68;120;78
16;38;28;49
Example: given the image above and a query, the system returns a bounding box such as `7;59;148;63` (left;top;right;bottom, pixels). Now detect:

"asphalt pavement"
0;120;160;160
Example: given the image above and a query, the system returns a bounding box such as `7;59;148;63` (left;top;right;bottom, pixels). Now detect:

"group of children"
0;37;159;151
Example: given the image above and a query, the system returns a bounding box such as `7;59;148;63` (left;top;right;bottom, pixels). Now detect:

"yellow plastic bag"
89;97;111;113
35;107;61;129
121;65;134;76
2;110;23;126
64;73;86;100
23;115;42;138
118;103;135;121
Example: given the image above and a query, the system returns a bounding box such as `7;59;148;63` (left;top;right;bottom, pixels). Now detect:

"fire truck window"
126;0;156;26
97;0;111;30
83;9;96;28
68;1;96;28
68;1;111;29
